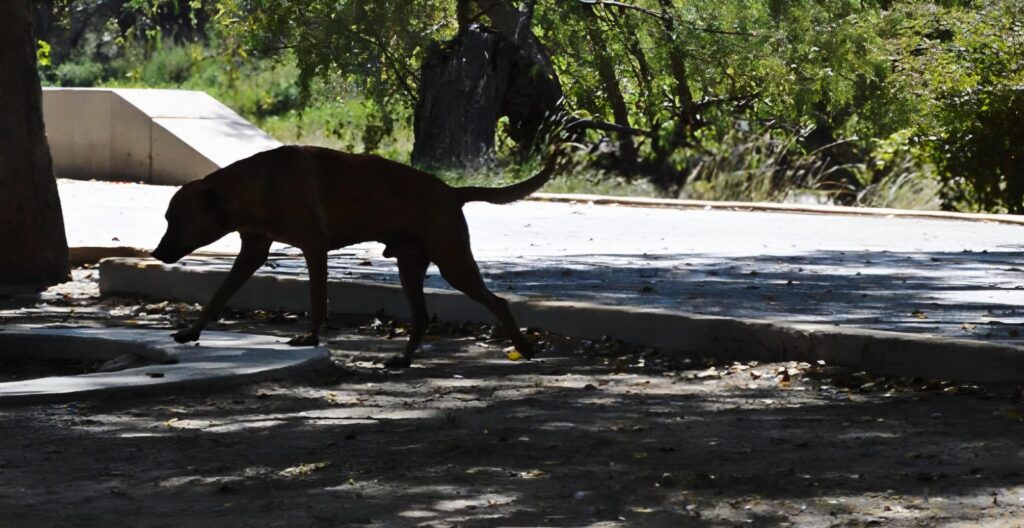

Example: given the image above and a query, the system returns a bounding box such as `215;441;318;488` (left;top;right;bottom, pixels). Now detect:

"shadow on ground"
2;326;1023;527
210;247;1024;346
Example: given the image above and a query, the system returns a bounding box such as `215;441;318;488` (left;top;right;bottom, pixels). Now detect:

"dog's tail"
455;149;562;205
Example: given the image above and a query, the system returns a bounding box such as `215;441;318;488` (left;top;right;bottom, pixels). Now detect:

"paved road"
60;179;1024;345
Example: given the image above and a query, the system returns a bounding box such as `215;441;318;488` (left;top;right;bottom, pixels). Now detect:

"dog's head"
151;181;232;264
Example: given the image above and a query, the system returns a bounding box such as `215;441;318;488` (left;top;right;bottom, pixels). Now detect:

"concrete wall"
42;88;281;185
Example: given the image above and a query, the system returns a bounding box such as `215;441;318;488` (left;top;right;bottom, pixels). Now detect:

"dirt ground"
2;269;1024;527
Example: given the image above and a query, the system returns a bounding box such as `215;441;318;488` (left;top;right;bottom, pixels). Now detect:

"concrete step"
43;88;281;185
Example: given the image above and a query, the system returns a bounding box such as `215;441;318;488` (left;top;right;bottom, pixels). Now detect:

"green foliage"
895;1;1024;212
933;87;1024;213
680;127;831;203
852;130;942;210
259;95;414;162
53;58;107;86
36;40;52;68
138;43;194;84
34;0;1024;211
213;0;454;130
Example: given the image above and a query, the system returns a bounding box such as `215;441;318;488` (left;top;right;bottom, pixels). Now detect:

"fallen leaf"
695;367;720;379
504;346;523;361
278;462;331;478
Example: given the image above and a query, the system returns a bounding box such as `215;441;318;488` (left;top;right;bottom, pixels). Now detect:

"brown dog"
151;145;560;367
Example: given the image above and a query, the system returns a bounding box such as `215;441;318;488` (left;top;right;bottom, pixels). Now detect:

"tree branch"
693;92;760;111
578;0;759;37
579;0;665;19
565;118;656;138
515;0;537;45
457;0;471;32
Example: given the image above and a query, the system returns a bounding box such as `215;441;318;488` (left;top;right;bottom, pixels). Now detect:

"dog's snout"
150;247;171;263
151;240;181;264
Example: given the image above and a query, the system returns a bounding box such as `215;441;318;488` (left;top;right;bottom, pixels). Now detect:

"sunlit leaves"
215;0;455;112
36;40;52;68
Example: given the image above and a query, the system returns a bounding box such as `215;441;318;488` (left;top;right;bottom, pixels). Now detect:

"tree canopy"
34;0;1024;212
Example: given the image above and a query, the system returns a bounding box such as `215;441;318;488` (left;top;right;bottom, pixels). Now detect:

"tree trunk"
411;2;562;169
412;27;511;169
475;0;557;81
477;0;562;151
582;7;638;172
0;0;69;287
657;0;697;133
457;0;471;32
610;11;656;123
412;22;561;169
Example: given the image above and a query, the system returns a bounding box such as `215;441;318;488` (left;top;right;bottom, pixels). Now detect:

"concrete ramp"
42;88;281;185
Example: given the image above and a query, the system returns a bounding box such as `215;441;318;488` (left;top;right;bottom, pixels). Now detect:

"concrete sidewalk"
58;178;1024;380
0;326;328;405
63;179;1024;343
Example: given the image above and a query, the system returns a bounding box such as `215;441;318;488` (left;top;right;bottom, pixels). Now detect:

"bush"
191;58;302;119
852;130;941;210
53;59;105;87
680;127;835;203
933;87;1024;213
139;44;195;85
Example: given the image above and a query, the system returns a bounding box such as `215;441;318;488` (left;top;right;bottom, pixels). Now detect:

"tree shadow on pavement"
2;332;1023;527
179;247;1024;344
292;248;1024;346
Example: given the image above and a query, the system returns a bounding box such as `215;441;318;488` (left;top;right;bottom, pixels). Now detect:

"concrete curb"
0;326;330;406
530;193;1024;226
99;258;1024;384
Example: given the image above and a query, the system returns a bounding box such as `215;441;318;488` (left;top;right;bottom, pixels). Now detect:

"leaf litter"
3;267;1024;525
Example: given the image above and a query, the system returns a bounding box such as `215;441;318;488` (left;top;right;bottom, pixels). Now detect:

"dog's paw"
172;328;201;343
382;355;412;369
287;334;319;347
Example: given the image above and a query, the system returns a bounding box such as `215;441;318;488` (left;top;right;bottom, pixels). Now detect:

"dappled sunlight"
91;405;436;435
175;245;1024;346
397;509;437;518
299;407;435;421
433;492;517;511
3;323;1023;525
835;430;901;441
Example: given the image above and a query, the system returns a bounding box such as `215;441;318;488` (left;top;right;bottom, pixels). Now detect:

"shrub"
933;87;1024;213
53;59;105;87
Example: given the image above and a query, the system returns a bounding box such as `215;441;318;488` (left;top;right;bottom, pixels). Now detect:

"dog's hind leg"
172;234;272;343
430;237;534;359
288;249;328;347
384;252;431;368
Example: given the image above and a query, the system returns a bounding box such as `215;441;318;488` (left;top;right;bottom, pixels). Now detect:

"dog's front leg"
173;235;272;343
288;249;328;347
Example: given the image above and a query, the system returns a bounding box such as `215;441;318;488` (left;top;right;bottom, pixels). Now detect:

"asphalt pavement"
60;178;1024;347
